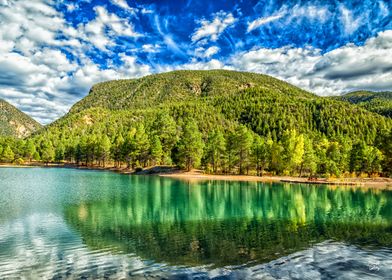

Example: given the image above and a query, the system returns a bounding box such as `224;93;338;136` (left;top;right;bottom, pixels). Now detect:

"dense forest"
0;99;42;138
0;70;391;177
334;91;392;118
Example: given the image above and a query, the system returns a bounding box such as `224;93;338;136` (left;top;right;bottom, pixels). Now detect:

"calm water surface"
0;167;392;279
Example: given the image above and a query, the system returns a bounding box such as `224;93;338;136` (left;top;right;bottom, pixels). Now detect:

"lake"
0;167;391;279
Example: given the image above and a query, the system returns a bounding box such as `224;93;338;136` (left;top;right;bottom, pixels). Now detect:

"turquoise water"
0;167;391;279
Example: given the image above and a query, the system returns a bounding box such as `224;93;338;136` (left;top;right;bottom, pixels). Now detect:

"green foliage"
334;91;392;118
204;130;226;173
1;145;14;162
177;120;204;171
150;135;163;165
41;140;55;164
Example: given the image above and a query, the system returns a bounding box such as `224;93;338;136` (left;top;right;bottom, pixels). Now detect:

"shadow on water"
63;175;392;268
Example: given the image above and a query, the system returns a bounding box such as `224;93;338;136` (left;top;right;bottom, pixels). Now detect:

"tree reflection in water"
64;176;392;267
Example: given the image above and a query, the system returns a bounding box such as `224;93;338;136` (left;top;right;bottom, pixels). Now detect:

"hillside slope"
70;70;314;113
59;70;390;142
335;91;392;118
0;99;42;138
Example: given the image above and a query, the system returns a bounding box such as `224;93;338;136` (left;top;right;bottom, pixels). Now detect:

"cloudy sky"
0;0;391;124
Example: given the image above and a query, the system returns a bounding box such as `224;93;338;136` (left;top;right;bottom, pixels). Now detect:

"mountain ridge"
69;70;315;113
334;90;392;118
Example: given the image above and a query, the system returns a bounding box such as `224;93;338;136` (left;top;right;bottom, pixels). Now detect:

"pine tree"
24;139;36;162
101;135;111;167
252;135;268;176
41;140;55;165
231;125;253;175
150;135;163;166
134;124;150;167
2;145;14;163
204;130;226;173
152;111;179;164
112;133;124;168
300;137;317;176
55;142;65;162
177;120;204;171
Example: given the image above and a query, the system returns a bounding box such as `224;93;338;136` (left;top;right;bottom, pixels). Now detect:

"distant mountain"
0;99;42;138
335;91;392;118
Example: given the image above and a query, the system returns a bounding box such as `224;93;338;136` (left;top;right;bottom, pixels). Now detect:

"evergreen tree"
231;125;253;175
177;120;204;171
252;135;269;176
152;111;178;164
41;140;55;165
112;133;124;168
150;135;163;166
204;130;226;173
55;142;65;162
2;145;14;163
100;135;111;167
300;137;318;176
350;142;366;174
134;124;150;167
24;139;36;162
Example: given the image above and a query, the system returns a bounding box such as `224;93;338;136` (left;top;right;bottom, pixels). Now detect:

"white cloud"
231;30;392;95
191;11;237;42
247;14;283;32
195;46;220;58
0;1;147;124
158;59;231;73
141;7;154;14
247;4;332;33
110;0;135;13
142;44;161;53
66;3;78;12
339;5;362;35
80;6;140;51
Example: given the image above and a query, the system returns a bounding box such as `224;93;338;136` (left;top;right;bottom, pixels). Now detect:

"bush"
15;158;24;165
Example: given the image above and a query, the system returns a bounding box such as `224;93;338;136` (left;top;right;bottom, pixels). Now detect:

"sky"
0;0;391;124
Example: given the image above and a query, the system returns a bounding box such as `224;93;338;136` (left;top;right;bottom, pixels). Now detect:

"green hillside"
335;91;392;118
1;70;391;176
0;99;42;138
70;70;313;113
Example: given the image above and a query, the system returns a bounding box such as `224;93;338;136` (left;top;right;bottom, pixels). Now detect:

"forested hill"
0;99;42;138
70;70;314;113
334;91;392;118
1;70;392;177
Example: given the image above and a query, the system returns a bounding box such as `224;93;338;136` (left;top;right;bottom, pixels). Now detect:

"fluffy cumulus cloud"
0;0;391;124
191;11;237;42
0;0;149;124
232;30;392;95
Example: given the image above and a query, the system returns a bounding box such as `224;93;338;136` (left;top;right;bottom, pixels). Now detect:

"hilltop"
335;91;392;118
0;99;42;138
70;70;313;113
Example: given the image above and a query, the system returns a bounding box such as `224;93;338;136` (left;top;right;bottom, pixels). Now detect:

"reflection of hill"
64;177;392;267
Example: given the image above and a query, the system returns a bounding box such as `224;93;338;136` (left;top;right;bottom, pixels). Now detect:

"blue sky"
0;0;391;124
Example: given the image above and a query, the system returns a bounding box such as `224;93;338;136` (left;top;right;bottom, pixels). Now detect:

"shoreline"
1;163;392;189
